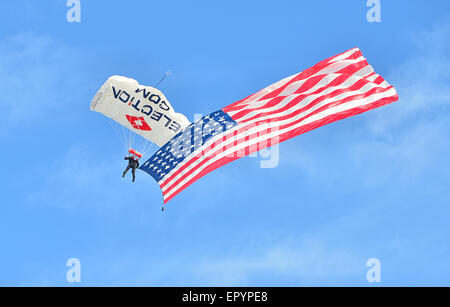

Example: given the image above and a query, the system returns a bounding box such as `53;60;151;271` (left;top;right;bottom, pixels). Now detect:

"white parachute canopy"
90;75;191;147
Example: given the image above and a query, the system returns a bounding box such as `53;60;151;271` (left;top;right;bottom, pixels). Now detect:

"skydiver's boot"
132;176;135;182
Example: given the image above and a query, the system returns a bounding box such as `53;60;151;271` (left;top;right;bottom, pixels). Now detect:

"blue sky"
0;0;449;286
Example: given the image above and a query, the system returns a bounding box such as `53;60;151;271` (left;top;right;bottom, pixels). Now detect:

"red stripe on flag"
160;83;395;193
163;94;398;203
162;87;397;199
222;48;362;114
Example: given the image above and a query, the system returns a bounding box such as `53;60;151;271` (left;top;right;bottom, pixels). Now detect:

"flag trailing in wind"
140;48;399;203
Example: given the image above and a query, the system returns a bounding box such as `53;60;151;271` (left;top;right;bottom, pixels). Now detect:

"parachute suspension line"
113;120;132;155
108;119;128;153
140;70;172;157
154;70;172;88
119;125;126;149
140;133;153;158
141;139;150;157
141;141;157;159
111;119;127;151
121;124;131;152
126;124;132;149
124;122;134;153
131;128;137;149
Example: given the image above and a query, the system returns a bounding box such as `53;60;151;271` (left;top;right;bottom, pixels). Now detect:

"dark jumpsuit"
123;157;140;182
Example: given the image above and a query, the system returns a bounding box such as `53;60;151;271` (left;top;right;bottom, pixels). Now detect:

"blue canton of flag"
140;110;237;183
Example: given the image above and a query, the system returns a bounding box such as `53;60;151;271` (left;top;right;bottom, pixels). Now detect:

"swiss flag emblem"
126;115;152;131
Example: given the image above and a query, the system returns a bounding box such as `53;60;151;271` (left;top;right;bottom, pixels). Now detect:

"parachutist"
162;206;165;212
123;155;140;182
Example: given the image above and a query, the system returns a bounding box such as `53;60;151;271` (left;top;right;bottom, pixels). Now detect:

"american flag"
140;48;399;203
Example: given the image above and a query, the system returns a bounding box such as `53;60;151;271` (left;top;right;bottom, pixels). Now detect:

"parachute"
90;75;191;154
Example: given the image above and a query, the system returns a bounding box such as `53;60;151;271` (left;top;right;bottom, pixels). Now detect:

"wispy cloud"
281;19;450;188
24;144;149;214
7;17;450;286
67;235;363;286
195;237;362;285
0;33;82;128
369;20;450;134
357;20;450;187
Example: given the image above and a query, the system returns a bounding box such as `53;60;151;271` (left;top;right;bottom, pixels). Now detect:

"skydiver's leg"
132;167;136;182
123;165;131;177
